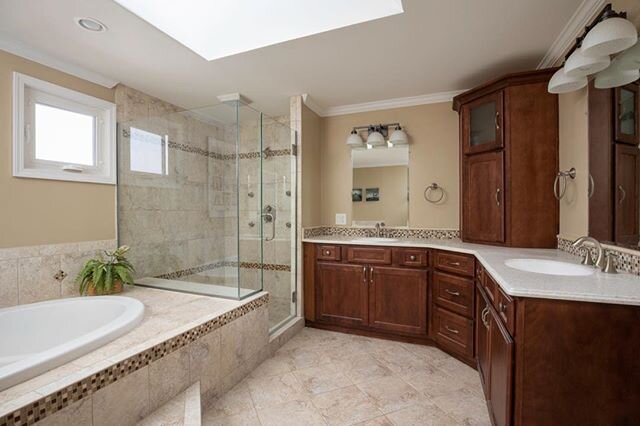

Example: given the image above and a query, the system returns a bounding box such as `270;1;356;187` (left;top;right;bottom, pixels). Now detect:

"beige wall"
353;166;408;226
318;102;459;228
558;0;640;240
300;104;322;227
0;50;116;248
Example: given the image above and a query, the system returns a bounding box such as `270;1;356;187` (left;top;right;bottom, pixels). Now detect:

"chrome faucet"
375;222;385;238
571;236;605;270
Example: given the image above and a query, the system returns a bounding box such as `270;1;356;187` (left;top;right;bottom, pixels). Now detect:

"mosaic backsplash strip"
155;260;291;281
557;237;640;276
303;226;460;240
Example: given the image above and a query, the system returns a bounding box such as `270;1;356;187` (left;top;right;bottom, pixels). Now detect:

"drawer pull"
444;325;459;334
448;261;461;266
363;266;367;284
481;307;490;329
324;250;331;256
444;289;460;297
409;255;417;261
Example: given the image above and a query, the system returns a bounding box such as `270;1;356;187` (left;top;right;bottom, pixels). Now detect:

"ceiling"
0;0;583;115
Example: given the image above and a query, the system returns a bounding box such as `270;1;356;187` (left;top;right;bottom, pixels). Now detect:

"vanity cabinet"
315;262;369;327
454;69;559;248
615;83;639;145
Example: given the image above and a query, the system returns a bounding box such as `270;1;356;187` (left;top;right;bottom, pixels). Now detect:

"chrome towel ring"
553;167;576;200
424;183;445;204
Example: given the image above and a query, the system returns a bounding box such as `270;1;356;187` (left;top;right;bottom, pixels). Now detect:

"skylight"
113;0;404;61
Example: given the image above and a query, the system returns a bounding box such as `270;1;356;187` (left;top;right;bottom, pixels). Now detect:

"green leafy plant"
76;246;135;295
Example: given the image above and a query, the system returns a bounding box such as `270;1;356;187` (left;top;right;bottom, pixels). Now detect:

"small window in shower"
129;127;167;175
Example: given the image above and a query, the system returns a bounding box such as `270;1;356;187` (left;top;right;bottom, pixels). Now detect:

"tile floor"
202;327;490;425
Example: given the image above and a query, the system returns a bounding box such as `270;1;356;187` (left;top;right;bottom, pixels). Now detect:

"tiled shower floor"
203;328;490;425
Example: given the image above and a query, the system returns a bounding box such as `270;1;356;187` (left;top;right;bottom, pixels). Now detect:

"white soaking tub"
0;296;144;391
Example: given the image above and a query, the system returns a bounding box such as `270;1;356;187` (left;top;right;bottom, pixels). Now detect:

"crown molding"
537;0;606;69
301;93;325;117
308;90;466;118
0;38;119;88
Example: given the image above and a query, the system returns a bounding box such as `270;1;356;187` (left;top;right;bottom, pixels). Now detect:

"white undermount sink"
351;237;400;243
505;258;594;276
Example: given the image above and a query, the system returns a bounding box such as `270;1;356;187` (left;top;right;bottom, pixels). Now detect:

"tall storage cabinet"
453;69;559;248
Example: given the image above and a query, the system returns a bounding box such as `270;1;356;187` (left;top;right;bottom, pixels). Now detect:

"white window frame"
12;72;116;184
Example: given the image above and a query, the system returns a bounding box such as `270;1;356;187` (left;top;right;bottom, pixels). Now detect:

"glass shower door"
260;115;297;331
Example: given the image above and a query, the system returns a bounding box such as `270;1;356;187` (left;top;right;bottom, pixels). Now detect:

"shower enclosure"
116;86;297;331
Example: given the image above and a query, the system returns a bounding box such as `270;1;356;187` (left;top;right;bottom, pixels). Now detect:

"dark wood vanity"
303;242;640;425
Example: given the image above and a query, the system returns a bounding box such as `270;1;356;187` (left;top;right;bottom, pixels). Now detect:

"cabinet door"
463;151;505;243
615;144;640;245
488;308;514;426
462;91;504;154
369;266;428;335
316;263;368;327
475;285;491;398
615;84;639;145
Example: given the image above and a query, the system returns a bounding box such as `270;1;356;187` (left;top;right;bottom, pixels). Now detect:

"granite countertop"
303;236;640;306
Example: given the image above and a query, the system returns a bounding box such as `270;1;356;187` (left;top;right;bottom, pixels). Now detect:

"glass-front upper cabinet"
462;91;504;154
615;84;639;145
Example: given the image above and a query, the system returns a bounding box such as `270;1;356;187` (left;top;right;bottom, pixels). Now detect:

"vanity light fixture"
547;4;639;94
345;123;407;149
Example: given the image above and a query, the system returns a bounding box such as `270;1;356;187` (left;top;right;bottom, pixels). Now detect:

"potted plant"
76;246;135;296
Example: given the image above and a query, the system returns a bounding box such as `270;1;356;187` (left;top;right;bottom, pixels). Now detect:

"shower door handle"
262;212;276;241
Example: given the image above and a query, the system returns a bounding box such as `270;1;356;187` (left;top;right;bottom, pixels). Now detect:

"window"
12;72;116;184
130;127;167;175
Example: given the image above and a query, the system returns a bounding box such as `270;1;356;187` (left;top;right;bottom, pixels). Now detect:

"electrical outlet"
335;213;347;225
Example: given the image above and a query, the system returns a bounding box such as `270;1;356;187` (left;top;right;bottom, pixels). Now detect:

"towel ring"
424;183;444;204
553;167;576;200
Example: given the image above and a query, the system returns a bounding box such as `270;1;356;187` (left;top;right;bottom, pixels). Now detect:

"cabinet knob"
325;250;331;255
409;255;416;261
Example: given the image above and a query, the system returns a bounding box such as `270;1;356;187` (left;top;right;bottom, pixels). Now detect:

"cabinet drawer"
434;251;475;277
317;245;341;261
433;307;474;359
495;287;516;336
393;248;428;267
345;246;391;265
433;271;474;318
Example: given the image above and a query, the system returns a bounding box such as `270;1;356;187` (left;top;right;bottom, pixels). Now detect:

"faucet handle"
602;252;618;274
580;249;595;266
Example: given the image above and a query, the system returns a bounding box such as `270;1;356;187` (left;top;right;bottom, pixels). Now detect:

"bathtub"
0;296;144;391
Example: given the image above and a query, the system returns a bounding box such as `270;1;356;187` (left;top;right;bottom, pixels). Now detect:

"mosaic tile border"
0;294;269;426
155;261;291;280
303;226;460;240
121;129;294;161
557;236;640;276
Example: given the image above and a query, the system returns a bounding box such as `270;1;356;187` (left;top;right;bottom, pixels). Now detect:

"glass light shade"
389;128;408;145
346;131;364;147
548;67;588;94
581;17;638;58
564;49;610;77
594;66;640;89
616;39;640;71
366;130;385;147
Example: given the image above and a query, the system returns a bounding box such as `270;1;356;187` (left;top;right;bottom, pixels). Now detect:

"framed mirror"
351;146;409;226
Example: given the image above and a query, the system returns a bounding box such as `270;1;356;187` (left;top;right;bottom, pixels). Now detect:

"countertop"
303;236;640;306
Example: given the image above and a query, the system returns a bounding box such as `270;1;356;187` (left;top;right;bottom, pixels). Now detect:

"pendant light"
616;39;640;71
581;16;638;58
346;129;364;148
548;67;588;94
366;127;386;147
564;49;610;78
388;126;408;145
594;65;640;89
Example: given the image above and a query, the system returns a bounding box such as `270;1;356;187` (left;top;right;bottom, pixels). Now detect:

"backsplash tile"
557;236;640;276
303;226;460;240
0;240;117;307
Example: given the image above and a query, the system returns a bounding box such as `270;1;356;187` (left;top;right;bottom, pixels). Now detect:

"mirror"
351;146;409;227
588;80;640;248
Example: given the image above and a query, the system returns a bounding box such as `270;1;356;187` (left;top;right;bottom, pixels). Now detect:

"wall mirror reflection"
351;146;409;227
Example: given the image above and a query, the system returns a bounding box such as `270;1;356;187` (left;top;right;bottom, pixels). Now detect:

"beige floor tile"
400;343;451;363
354;415;394;426
356;376;423;414
249;353;295;378
246;372;307;409
385;400;459;426
293;362;353;395
332;353;394;385
398;363;466;398
310;385;383;426
431;388;491;426
256;399;326;426
370;347;427;376
203;381;254;419
433;357;479;385
202;408;260;426
276;346;333;370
